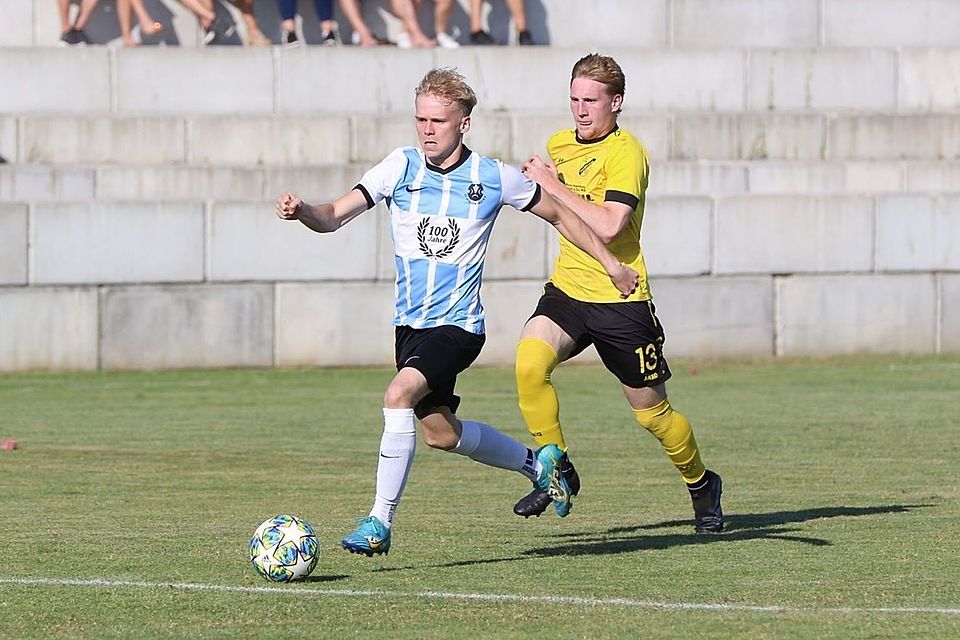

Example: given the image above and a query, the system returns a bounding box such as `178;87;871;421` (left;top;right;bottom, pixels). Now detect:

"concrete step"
3;269;958;372
3;194;958;292
2;46;960;115
4;160;960;202
4;112;960;172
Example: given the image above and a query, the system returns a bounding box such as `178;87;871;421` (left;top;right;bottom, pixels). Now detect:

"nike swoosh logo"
380;453;401;459
405;186;425;192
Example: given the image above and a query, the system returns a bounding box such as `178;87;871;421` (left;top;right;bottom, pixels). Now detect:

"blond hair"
415;68;478;116
571;53;626;99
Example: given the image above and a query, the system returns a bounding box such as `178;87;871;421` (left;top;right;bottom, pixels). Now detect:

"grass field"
1;356;958;638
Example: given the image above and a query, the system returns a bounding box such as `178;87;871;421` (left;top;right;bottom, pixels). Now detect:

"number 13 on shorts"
635;342;661;382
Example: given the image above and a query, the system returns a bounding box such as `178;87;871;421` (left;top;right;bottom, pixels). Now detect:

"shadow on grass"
525;503;932;558
593;504;930;536
374;503;930;571
301;574;350;583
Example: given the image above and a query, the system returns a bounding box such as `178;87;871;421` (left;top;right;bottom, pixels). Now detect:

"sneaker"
320;29;338;46
395;31;412;49
341;515;391;556
518;29;534;45
690;470;724;533
469;30;496;45
60;28;89;46
199;15;233;46
514;454;580;518
534;445;573;517
202;24;217;46
436;31;459;48
282;30;300;47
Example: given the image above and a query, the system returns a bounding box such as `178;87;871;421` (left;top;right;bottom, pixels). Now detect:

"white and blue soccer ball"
249;514;320;582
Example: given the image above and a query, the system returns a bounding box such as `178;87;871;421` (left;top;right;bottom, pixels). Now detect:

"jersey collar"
575;126;619;145
423;145;473;175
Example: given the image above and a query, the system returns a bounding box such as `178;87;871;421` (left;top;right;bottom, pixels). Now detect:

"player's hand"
521;154;558;184
610;263;640;299
276;192;302;220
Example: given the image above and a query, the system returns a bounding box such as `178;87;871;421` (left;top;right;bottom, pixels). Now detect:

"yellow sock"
633;399;706;485
515;338;566;450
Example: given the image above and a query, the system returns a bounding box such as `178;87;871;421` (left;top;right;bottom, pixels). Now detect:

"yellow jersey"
547;126;650;303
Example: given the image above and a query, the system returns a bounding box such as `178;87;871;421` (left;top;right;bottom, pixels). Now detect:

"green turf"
1;356;958;638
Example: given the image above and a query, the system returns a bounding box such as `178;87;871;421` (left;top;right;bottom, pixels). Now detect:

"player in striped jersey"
512;53;723;533
275;67;639;556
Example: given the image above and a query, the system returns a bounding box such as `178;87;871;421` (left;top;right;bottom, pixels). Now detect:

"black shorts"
395;325;485;419
530;283;672;389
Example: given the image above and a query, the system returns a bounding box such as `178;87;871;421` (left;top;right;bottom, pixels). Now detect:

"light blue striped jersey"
356;146;540;335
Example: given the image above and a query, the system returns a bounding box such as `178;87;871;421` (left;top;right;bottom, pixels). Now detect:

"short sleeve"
498;160;540;211
356;147;410;209
603;138;647;210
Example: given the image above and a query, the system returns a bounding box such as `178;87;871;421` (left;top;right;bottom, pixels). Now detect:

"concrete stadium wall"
2;193;958;370
1;2;959;371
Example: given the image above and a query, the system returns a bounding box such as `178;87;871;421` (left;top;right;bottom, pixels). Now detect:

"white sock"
369;408;416;529
451;420;539;482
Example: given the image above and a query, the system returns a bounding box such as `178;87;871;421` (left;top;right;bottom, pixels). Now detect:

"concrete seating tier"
2;192;958;369
5;161;960;202
3;112;960;166
4;194;959;288
2;267;957;370
2;46;959;115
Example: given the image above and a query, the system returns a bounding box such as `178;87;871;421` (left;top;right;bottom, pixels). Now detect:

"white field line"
1;577;959;616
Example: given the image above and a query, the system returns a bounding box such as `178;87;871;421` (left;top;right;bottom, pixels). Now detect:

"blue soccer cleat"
535;444;573;517
341;516;392;556
514;455;580;518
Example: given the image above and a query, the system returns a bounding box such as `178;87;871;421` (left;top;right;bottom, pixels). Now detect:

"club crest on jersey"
466;183;485;204
417;217;461;259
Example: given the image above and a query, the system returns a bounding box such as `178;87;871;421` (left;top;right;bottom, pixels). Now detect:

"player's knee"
633;399;673;438
515;338;559;393
515;357;547;392
382;387;405;409
383;380;417;409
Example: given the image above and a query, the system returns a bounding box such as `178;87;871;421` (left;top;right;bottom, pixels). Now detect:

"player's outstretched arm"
529;191;639;298
522;154;632;243
275;189;369;234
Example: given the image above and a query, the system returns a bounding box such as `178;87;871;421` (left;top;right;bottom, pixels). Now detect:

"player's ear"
459;115;471;134
611;93;623;113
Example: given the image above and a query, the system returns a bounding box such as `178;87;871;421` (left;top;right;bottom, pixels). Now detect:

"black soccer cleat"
690;470;724;533
514;454;580;518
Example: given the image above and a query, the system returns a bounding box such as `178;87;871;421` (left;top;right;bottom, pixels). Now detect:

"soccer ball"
249;514;320;582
